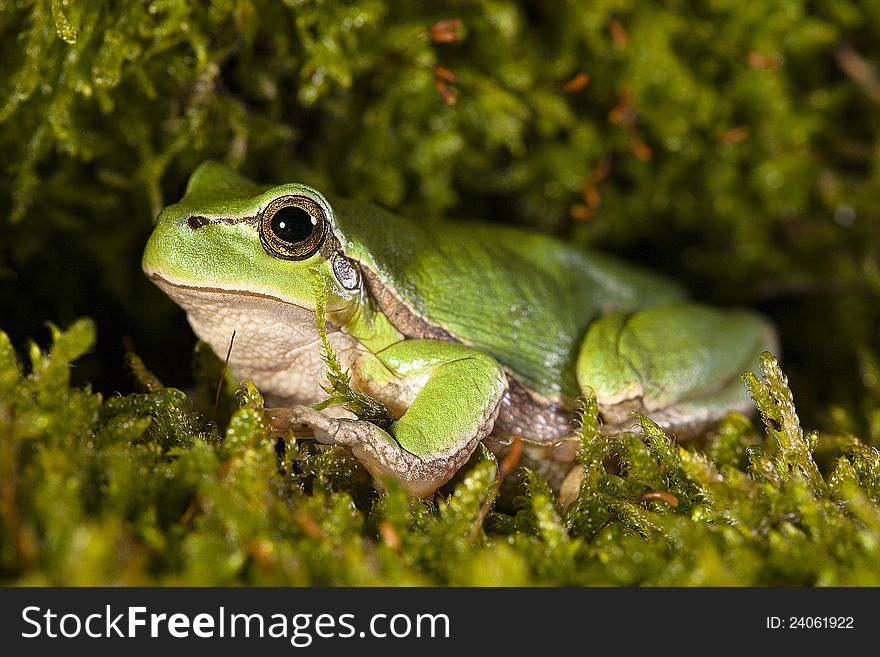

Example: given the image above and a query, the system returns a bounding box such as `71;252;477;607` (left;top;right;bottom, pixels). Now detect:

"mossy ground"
1;1;879;585
2;322;879;585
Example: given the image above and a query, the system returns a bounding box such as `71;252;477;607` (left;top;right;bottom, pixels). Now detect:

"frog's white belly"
150;277;364;405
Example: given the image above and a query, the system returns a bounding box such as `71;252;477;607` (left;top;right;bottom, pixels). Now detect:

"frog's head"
143;160;359;311
142;161;363;398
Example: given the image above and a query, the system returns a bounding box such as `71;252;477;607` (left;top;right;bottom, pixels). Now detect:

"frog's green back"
331;200;686;402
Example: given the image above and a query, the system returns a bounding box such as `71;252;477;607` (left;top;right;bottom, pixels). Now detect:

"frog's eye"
259;195;327;260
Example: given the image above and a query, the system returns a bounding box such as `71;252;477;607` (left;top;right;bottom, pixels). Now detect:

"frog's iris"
259;194;327;260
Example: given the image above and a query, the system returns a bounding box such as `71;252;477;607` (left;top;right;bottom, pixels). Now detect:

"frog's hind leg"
576;303;777;439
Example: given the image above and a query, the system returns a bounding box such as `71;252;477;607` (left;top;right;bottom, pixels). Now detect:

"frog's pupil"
271;205;316;244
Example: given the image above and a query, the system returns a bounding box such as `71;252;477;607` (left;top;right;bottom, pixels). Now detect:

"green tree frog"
143;162;776;498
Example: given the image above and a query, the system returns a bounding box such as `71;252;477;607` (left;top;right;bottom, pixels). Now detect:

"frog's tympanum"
143;162;776;498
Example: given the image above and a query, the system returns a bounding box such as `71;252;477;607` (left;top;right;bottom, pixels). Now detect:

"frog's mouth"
146;271;350;314
146;271;315;311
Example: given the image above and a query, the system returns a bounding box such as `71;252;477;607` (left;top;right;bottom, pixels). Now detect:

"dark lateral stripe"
185;214;257;229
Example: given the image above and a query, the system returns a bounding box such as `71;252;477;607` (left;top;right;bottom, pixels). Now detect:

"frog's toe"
265;405;324;431
266;404;362;445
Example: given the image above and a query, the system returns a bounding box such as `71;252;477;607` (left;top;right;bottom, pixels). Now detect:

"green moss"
1;0;879;584
1;324;878;585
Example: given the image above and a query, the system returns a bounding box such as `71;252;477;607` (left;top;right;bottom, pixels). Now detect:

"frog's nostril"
187;215;210;230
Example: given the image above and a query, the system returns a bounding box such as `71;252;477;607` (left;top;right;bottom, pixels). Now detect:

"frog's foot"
577;303;778;438
267;404;495;498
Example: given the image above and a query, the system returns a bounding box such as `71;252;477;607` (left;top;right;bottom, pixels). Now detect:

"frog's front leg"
268;340;507;497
